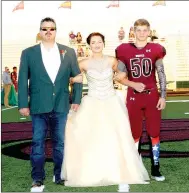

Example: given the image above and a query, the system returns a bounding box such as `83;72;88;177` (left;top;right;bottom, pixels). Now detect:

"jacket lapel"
54;43;69;83
33;43;69;84
33;44;52;84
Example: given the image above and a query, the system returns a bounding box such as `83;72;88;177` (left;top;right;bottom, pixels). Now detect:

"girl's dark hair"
40;17;56;30
86;32;105;45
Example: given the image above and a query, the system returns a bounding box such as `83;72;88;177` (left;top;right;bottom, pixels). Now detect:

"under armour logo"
130;97;135;101
146;49;151;52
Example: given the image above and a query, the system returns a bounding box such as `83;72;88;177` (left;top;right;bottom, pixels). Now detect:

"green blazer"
18;43;82;114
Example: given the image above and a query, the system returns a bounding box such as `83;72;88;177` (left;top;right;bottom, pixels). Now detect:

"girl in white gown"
61;32;149;190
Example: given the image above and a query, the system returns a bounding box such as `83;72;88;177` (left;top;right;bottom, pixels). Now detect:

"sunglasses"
40;27;56;31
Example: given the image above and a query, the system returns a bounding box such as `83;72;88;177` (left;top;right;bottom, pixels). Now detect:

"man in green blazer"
18;17;82;192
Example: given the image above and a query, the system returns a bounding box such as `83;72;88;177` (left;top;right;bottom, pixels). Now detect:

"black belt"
133;89;151;94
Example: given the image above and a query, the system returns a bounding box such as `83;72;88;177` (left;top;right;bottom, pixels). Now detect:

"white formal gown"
61;56;149;187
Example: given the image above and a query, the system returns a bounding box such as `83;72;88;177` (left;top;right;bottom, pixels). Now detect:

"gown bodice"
85;55;116;100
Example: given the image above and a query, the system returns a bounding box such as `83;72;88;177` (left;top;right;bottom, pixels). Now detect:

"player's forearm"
155;60;167;99
119;78;136;89
158;73;167;99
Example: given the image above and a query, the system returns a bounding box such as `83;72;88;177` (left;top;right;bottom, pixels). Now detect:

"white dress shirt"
40;43;61;83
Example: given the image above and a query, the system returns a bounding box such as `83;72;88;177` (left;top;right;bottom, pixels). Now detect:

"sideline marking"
20;117;27;120
166;100;189;103
2;106;18;111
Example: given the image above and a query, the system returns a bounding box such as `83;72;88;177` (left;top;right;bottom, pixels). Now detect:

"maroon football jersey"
116;43;166;89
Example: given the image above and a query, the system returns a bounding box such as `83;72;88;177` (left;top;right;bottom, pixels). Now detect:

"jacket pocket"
29;92;39;112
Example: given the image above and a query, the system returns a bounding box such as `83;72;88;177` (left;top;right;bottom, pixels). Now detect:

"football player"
115;18;166;182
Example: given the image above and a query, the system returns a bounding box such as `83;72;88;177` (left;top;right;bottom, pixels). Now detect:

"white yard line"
1;100;188;111
2;106;18;111
184;112;189;115
166;100;189;103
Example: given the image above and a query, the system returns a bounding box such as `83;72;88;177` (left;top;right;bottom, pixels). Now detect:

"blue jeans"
30;111;67;183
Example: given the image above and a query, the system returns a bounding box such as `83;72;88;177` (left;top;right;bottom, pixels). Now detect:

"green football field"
1;95;189;192
2;96;189;123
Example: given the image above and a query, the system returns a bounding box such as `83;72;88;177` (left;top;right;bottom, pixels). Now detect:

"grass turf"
2;106;31;123
1;96;189;192
1;140;189;192
1;96;189;123
162;96;189;119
